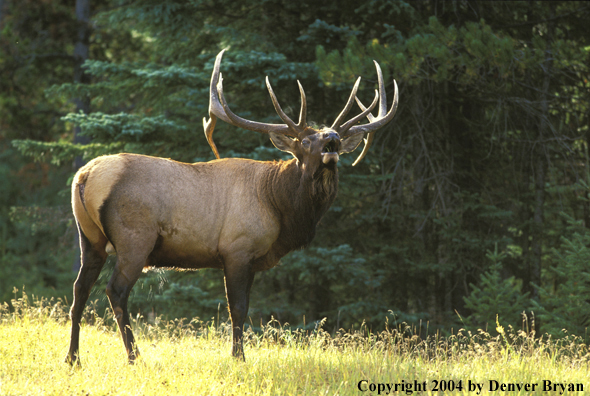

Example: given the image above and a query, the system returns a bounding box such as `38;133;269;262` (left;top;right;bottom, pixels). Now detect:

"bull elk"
65;49;398;364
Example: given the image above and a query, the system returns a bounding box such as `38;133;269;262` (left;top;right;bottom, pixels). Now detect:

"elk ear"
269;133;298;156
339;133;364;154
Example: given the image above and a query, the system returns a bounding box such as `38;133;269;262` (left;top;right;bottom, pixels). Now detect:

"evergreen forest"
1;0;590;338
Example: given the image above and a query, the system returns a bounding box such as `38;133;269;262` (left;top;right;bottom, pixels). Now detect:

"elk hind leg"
106;236;156;363
66;225;108;365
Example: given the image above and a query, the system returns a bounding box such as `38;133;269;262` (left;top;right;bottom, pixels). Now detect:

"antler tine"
355;96;376;122
296;80;307;130
266;77;304;134
203;112;220;159
330;77;361;131
203;50;300;159
344;61;399;165
337;89;379;136
204;50;232;125
216;73;298;138
345;75;399;137
203;49;229;159
351;131;375;166
374;61;388;118
350;96;375;166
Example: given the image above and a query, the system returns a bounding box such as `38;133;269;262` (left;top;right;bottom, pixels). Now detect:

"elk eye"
301;138;311;149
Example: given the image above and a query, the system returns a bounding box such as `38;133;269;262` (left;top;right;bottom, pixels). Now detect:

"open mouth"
322;139;339;153
321;138;340;164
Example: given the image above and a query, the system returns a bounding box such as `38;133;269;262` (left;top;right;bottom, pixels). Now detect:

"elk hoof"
127;348;140;364
65;354;81;367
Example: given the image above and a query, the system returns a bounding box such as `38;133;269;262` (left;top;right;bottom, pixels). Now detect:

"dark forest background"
1;0;589;337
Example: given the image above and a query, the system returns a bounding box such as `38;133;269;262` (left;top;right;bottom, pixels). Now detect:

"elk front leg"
66;227;107;365
223;261;255;361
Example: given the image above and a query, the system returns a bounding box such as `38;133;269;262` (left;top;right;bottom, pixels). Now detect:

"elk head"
202;49;398;172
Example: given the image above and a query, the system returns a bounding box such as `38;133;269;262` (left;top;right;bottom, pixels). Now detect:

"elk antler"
332;88;380;136
203;50;398;163
348;61;399;165
266;77;309;135
351;100;377;167
344;61;398;138
329;76;379;137
203;49;306;159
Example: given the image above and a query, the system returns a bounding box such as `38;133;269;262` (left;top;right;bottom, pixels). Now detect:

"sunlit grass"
1;293;590;395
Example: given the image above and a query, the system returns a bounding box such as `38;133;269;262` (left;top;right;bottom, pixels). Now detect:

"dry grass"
1;293;589;395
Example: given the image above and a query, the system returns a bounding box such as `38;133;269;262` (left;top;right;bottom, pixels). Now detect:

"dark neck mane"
269;159;339;255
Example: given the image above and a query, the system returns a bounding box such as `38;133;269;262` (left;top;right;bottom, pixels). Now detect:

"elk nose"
323;131;340;141
321;131;341;157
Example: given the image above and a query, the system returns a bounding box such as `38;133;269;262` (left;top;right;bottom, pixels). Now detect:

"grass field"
1;294;589;395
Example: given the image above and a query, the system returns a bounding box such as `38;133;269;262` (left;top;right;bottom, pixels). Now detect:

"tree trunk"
72;0;91;273
530;149;544;302
529;10;554;304
583;128;590;229
73;0;91;156
0;0;6;34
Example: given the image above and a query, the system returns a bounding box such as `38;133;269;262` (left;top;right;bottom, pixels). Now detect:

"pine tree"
6;1;590;335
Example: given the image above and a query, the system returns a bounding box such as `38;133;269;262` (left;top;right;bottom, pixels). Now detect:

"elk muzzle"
321;133;341;165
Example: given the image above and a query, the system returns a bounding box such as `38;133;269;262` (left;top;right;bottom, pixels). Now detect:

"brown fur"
72;155;127;247
65;49;398;364
72;153;338;272
65;149;339;364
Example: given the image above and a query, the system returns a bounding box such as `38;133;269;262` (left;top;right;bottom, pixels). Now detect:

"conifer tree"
6;1;590;335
